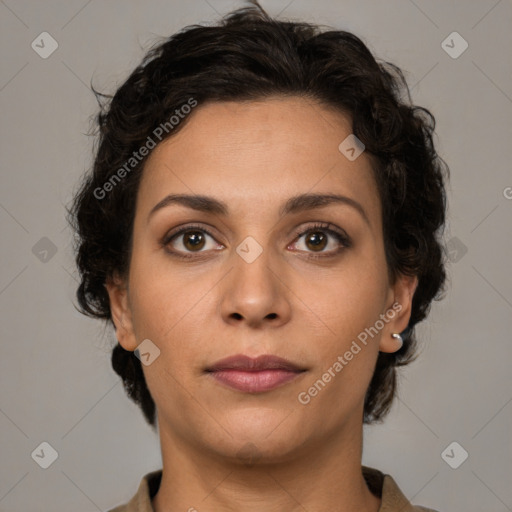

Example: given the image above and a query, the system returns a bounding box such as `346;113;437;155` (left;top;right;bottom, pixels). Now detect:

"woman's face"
107;96;416;462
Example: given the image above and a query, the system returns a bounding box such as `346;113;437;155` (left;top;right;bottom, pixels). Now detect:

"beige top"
107;466;439;511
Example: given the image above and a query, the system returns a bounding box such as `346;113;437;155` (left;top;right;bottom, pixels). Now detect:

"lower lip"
208;369;304;392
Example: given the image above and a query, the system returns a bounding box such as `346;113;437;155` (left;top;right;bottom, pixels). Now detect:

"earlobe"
104;273;138;351
379;273;418;354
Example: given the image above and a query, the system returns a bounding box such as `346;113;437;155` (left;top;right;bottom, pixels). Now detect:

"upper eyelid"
164;223;218;241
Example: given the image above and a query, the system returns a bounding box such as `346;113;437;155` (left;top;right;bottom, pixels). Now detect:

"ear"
104;272;138;352
379;273;418;353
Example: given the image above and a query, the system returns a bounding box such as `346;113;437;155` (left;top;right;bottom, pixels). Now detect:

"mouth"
204;354;307;393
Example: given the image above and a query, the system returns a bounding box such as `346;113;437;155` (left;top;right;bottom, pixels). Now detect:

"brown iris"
305;231;327;252
183;231;206;251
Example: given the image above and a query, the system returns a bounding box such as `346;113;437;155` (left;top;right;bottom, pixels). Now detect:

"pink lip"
205;354;307;393
209;369;303;392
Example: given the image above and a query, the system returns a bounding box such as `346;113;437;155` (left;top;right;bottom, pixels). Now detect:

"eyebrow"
147;192;370;226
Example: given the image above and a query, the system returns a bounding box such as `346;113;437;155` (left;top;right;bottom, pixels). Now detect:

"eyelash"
161;222;351;260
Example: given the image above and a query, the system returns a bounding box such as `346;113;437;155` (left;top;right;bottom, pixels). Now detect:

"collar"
111;466;434;512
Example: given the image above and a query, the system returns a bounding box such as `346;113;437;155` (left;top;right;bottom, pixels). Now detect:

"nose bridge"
220;231;290;325
232;234;278;299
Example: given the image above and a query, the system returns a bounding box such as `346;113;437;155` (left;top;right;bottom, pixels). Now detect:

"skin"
106;96;418;512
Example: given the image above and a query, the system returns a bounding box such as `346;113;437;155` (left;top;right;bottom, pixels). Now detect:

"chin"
218;436;302;467
224;406;292;436
208;409;305;464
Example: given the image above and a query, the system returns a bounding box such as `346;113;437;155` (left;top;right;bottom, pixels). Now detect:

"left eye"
290;223;351;256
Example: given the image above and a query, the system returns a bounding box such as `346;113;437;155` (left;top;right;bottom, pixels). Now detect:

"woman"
67;1;448;510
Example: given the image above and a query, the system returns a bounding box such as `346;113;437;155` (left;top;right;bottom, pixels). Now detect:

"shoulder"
362;466;440;512
105;469;162;512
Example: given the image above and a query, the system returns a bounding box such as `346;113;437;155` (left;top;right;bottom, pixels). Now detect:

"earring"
391;333;403;350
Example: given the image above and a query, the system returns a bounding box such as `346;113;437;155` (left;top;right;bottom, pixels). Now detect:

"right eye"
161;224;224;259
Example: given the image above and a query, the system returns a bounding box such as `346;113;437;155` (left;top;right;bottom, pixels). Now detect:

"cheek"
128;248;210;339
297;300;381;423
128;265;219;398
301;265;388;341
296;267;386;401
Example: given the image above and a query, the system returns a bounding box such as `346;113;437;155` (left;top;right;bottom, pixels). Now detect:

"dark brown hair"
67;0;449;430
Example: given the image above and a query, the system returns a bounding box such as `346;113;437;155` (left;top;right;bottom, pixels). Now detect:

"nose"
220;247;292;329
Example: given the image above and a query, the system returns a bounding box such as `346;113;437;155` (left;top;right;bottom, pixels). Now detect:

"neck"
152;414;380;512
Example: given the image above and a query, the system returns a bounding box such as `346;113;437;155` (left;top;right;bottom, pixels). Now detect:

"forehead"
136;97;381;228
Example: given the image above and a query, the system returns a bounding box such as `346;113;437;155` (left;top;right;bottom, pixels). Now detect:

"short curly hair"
66;0;449;430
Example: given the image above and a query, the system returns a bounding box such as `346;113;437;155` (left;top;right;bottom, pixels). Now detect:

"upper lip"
205;354;305;372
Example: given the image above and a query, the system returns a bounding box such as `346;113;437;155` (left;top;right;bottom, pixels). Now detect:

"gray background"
1;1;511;511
